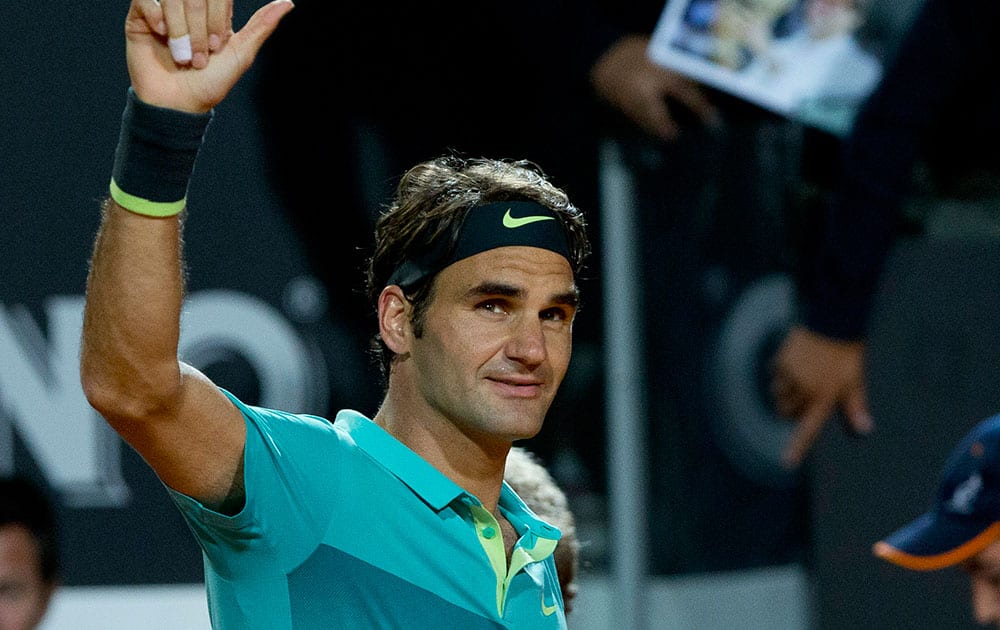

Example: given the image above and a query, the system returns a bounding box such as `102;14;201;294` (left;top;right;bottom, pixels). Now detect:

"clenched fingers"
152;0;233;67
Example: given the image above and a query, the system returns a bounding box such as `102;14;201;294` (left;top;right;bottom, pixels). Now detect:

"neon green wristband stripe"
109;178;186;217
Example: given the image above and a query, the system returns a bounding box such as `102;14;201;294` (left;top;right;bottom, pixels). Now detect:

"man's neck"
373;396;510;512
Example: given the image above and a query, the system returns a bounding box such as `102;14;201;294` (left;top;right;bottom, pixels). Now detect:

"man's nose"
506;316;547;365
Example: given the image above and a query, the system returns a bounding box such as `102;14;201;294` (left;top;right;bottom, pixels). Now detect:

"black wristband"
109;87;214;217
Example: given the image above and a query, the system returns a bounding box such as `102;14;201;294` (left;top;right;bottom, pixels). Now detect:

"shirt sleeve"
165;390;344;579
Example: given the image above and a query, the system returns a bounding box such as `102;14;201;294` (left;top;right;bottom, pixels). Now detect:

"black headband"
387;200;572;290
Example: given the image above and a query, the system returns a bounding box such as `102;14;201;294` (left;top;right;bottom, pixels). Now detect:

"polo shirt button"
482;526;497;539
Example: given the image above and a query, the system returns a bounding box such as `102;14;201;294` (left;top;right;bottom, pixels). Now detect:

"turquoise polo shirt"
166;391;567;629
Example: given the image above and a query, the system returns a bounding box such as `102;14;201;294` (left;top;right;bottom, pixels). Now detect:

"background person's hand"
771;325;873;467
590;34;718;141
125;0;293;112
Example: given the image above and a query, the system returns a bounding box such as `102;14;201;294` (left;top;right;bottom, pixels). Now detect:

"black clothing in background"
800;0;1000;340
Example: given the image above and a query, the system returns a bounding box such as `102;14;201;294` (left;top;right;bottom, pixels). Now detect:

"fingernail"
155;20;167;36
168;34;193;64
192;52;208;69
208;34;221;51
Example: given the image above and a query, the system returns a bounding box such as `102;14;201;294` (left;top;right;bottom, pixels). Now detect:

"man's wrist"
109;87;214;217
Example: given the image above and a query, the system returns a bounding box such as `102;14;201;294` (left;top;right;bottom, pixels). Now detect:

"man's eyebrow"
465;282;522;300
464;282;579;307
551;290;580;308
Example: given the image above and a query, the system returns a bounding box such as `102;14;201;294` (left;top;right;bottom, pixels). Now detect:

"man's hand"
590;34;719;141
771;325;873;468
125;0;293;113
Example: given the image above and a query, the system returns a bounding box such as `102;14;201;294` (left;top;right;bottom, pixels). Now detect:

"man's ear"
377;285;410;354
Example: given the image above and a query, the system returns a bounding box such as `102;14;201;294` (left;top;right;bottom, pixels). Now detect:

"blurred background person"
874;412;1000;627
0;476;60;630
591;0;817;576
772;0;1000;468
771;0;1000;626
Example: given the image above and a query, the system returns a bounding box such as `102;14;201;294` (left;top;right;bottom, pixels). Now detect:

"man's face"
0;524;53;630
962;538;1000;627
406;245;577;446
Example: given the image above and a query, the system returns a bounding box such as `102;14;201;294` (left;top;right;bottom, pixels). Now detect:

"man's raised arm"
79;0;293;509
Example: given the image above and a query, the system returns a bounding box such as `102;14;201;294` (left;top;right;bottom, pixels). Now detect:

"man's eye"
479;301;506;314
541;308;570;322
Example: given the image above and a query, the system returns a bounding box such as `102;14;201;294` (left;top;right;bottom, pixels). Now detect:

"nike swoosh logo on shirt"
541;593;558;616
503;209;556;229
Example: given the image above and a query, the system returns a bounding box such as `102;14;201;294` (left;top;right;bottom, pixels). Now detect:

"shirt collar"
500;482;563;543
334;411;561;543
334;410;468;511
